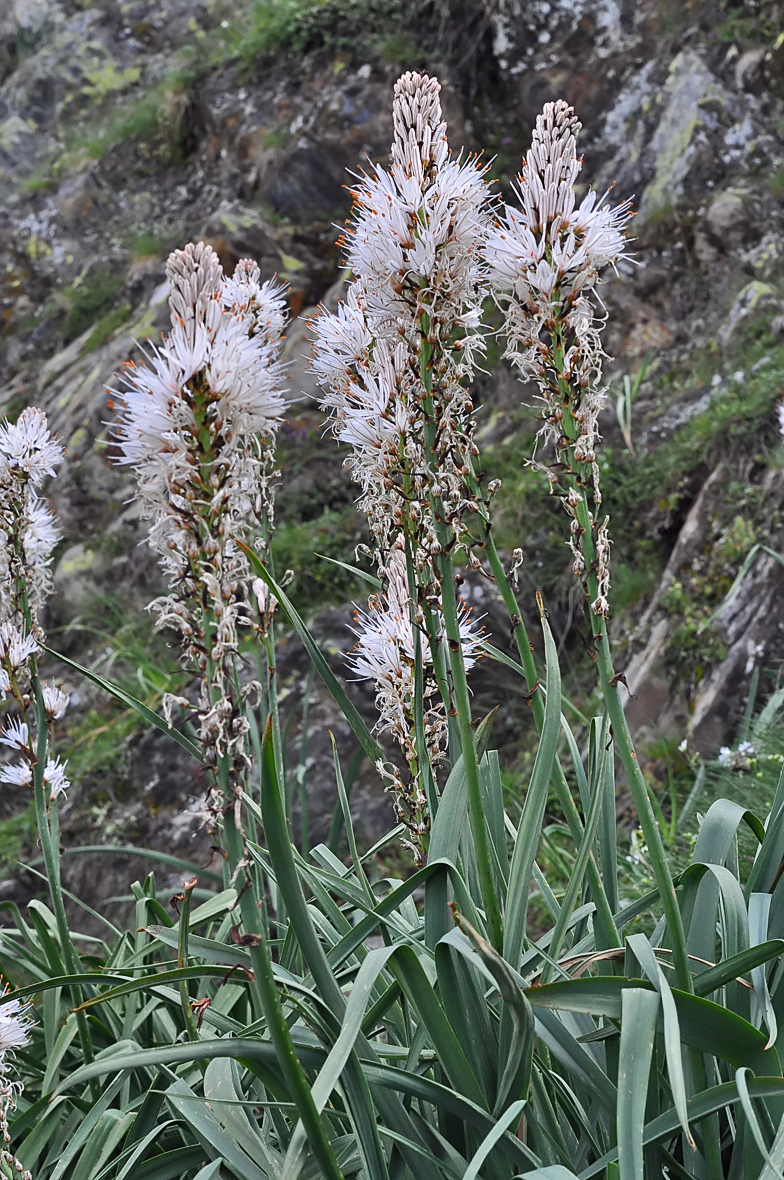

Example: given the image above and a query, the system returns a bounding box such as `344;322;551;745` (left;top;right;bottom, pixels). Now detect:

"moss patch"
63;270;126;343
82;304;132;353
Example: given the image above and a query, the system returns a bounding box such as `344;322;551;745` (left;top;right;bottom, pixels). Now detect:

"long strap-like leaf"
44;646;202;761
504;604;561;968
238;544;383;767
617;988;659;1180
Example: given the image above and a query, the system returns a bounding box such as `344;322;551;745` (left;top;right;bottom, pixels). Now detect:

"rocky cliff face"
1;0;784;902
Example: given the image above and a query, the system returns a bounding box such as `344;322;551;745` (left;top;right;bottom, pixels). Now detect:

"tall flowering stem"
0;408;98;1089
488;102;691;992
313;71;503;941
114;243;287;808
114;244;345;1176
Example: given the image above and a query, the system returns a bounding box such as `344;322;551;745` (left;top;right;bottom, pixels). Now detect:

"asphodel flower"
312;72;491;846
0;407;68;786
0;990;32;1180
486;99;632;615
347;540;483;836
112;243;287;796
0;407;63;630
312;70;491;569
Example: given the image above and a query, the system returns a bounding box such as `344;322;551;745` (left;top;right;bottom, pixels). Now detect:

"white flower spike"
0;764;32;788
486;99;632;617
0;408;64;486
312;71;491;566
43;756;70;801
312;72;492;847
0;623;39;671
0;407;63;628
0;997;31;1055
112;243;288;790
0;989;33;1180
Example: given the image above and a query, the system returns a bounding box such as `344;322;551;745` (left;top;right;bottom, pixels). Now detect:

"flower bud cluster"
486;100;631;615
348;540;482;840
113;243;288;788
312;71;491;572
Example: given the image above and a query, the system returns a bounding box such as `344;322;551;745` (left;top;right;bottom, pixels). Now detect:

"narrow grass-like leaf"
44;646;202;761
41;1012;79;1093
167;1077;270;1180
49;1073;127;1180
692;798;765;865
132;1146;208;1180
73;1108;133;1180
111;1121;179;1180
260;719;392;1180
694;940;784;997
761;1113;784;1180
54;845;222;884
533;1008;617;1112
542;747;606;985
748;789;784;896
681;862;750;999
329;732;375;908
504;607;561;969
428;752;469;864
315;552;382;588
749;893;778;1048
203;1059;283;1179
522;1167;580;1179
626;933;693;1148
51;1038;536;1172
463;1099;526;1180
146;926;251;968
192;1163;225;1180
735;1066;784;1180
188;889;237;928
389;943;486;1106
74;965;253;1011
435;929;499;1103
450;910;534;1113
283;946;397;1180
428;710;497;865
526;976;780;1071
480;640;527;677
238;543;383;767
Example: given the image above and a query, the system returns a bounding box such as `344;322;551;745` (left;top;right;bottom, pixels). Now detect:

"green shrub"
226;0;421;73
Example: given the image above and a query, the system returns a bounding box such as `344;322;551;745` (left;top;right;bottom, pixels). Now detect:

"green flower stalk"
488;100;694;991
312;72;494;871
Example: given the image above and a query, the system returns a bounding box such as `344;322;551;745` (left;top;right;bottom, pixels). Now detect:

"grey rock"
52;542;110;621
735;48;767;93
719;281;782;355
639;52;726;220
704;189;746;249
199;202;283;278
